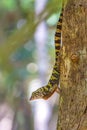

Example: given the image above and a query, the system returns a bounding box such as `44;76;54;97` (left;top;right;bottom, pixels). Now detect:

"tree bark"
57;0;87;130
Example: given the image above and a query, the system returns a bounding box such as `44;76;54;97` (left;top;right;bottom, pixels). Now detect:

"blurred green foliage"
0;0;68;100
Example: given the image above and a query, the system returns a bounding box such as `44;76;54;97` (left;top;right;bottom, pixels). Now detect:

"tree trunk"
57;0;87;130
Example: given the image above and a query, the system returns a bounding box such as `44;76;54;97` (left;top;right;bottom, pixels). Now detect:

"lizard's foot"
56;87;61;94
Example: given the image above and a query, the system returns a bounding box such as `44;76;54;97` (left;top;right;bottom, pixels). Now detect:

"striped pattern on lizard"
30;7;63;100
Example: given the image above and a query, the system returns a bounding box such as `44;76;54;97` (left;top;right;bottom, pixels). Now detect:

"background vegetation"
0;0;65;130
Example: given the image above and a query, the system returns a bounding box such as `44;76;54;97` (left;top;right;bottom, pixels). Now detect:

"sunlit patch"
47;14;60;26
26;63;38;73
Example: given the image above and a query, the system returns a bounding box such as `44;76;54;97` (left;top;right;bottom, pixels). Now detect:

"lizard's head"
30;86;46;100
30;84;58;100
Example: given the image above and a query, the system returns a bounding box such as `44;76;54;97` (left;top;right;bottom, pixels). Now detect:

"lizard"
30;7;63;100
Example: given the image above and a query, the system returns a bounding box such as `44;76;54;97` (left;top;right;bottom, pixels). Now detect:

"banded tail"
30;8;63;100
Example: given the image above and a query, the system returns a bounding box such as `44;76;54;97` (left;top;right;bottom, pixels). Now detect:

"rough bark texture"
57;0;87;130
